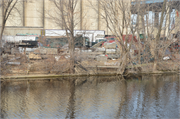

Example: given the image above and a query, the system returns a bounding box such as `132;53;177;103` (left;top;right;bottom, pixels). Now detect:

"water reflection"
1;74;179;118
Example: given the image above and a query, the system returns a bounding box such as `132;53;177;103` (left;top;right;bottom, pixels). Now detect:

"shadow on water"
0;74;179;118
65;79;76;119
115;78;127;118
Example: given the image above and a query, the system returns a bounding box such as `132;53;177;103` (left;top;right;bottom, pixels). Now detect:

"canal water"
1;74;179;118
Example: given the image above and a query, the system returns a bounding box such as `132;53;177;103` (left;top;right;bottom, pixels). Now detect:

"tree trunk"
69;36;75;73
153;59;157;72
0;24;5;47
117;51;128;75
69;49;75;73
153;0;167;72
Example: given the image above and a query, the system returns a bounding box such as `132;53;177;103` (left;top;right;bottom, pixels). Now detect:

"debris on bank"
1;33;180;76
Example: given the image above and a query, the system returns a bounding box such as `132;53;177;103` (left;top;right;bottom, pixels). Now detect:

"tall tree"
0;0;19;46
47;0;79;73
89;0;138;74
152;0;167;71
90;0;179;74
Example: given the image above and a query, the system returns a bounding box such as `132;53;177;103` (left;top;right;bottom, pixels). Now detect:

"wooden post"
96;65;98;74
24;47;26;55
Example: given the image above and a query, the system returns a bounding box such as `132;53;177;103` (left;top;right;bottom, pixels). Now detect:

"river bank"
1;70;179;82
1;52;179;81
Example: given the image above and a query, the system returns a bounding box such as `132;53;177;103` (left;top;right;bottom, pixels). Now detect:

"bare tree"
0;0;20;46
152;0;167;71
133;0;180;72
46;0;81;73
88;0;180;74
89;0;139;74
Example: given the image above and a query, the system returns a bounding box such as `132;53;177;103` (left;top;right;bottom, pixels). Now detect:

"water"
1;74;179;119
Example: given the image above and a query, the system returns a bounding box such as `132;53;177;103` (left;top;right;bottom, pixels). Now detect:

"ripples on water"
1;74;179;119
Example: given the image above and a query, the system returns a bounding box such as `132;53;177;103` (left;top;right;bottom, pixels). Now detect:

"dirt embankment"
1;57;179;77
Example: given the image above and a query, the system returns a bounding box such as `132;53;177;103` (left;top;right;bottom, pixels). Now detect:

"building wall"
2;0;131;36
3;27;42;36
1;0;178;36
44;0;60;29
82;0;98;30
6;0;24;26
24;0;43;27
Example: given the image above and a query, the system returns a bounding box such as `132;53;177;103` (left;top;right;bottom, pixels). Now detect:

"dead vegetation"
1;47;179;76
0;0;180;77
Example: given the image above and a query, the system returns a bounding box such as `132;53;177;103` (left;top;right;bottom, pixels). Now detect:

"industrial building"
0;0;179;36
